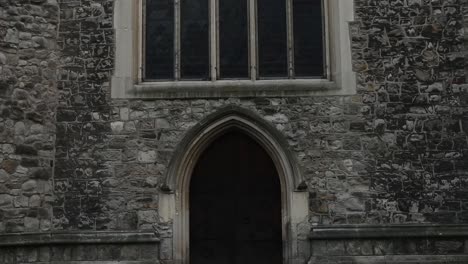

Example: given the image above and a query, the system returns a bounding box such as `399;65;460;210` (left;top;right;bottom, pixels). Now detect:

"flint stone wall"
53;0;468;230
0;0;468;263
0;0;58;234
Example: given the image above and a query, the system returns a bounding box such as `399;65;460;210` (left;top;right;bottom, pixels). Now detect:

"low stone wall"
0;244;159;264
0;231;160;264
309;225;468;264
309;255;468;264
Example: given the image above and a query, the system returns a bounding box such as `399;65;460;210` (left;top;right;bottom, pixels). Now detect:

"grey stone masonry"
0;0;467;263
0;231;160;263
0;0;58;234
309;225;468;263
50;0;468;231
0;242;159;264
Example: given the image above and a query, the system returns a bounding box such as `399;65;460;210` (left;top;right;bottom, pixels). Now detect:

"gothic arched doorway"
189;130;283;264
160;107;309;264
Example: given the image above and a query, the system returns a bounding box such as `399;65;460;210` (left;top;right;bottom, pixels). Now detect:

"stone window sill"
113;79;356;99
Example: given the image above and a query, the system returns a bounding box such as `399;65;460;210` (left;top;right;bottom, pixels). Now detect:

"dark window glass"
145;0;174;80
257;0;288;78
293;0;324;77
181;0;210;79
219;0;249;78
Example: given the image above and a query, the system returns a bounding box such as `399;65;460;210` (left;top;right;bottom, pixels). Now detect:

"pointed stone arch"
163;106;305;193
158;106;309;264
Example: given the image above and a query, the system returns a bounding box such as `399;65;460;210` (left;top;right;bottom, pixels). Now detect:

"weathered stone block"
139;244;160;260
21;179;37;192
120;244;141;260
138;210;158;227
38;246;50;262
345;240;362;256
0;194;12;207
24;216;40;231
327;240;345;256
50;246;72;261
96;244;121;260
138;150;157;163
435;240;464;254
160;238;173;260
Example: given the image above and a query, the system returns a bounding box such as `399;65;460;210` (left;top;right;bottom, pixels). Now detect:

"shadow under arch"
160;106;309;264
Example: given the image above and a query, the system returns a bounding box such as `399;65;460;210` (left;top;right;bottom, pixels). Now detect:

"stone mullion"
286;0;294;78
210;0;219;80
248;0;258;81
464;1;468;83
174;0;181;80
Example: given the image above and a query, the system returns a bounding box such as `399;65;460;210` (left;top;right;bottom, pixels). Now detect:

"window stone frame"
111;0;356;99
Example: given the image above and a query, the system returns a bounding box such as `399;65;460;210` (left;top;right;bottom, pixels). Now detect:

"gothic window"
111;0;355;98
144;0;324;81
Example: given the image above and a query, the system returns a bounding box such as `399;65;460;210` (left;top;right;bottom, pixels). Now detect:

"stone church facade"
0;0;468;263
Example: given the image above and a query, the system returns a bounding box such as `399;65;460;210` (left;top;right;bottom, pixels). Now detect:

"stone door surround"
159;106;310;264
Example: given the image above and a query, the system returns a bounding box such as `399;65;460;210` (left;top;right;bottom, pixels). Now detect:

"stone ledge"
24;262;158;264
309;255;468;263
0;231;160;246
310;224;468;240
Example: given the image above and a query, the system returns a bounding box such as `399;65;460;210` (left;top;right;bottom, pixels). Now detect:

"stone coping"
309;224;468;240
0;231;160;246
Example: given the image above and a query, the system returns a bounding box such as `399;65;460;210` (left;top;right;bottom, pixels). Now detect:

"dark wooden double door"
190;131;283;264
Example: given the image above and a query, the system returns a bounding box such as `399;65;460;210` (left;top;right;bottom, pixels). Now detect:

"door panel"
190;131;282;264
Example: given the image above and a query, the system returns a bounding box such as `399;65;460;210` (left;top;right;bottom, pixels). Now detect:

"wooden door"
190;131;282;264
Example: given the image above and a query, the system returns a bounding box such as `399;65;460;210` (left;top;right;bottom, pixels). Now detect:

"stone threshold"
310;224;468;240
0;231;160;246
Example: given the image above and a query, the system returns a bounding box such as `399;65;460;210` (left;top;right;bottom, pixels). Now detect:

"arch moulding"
158;106;310;264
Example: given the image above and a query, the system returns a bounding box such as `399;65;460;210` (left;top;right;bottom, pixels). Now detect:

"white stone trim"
112;0;140;98
111;0;356;98
327;0;356;93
